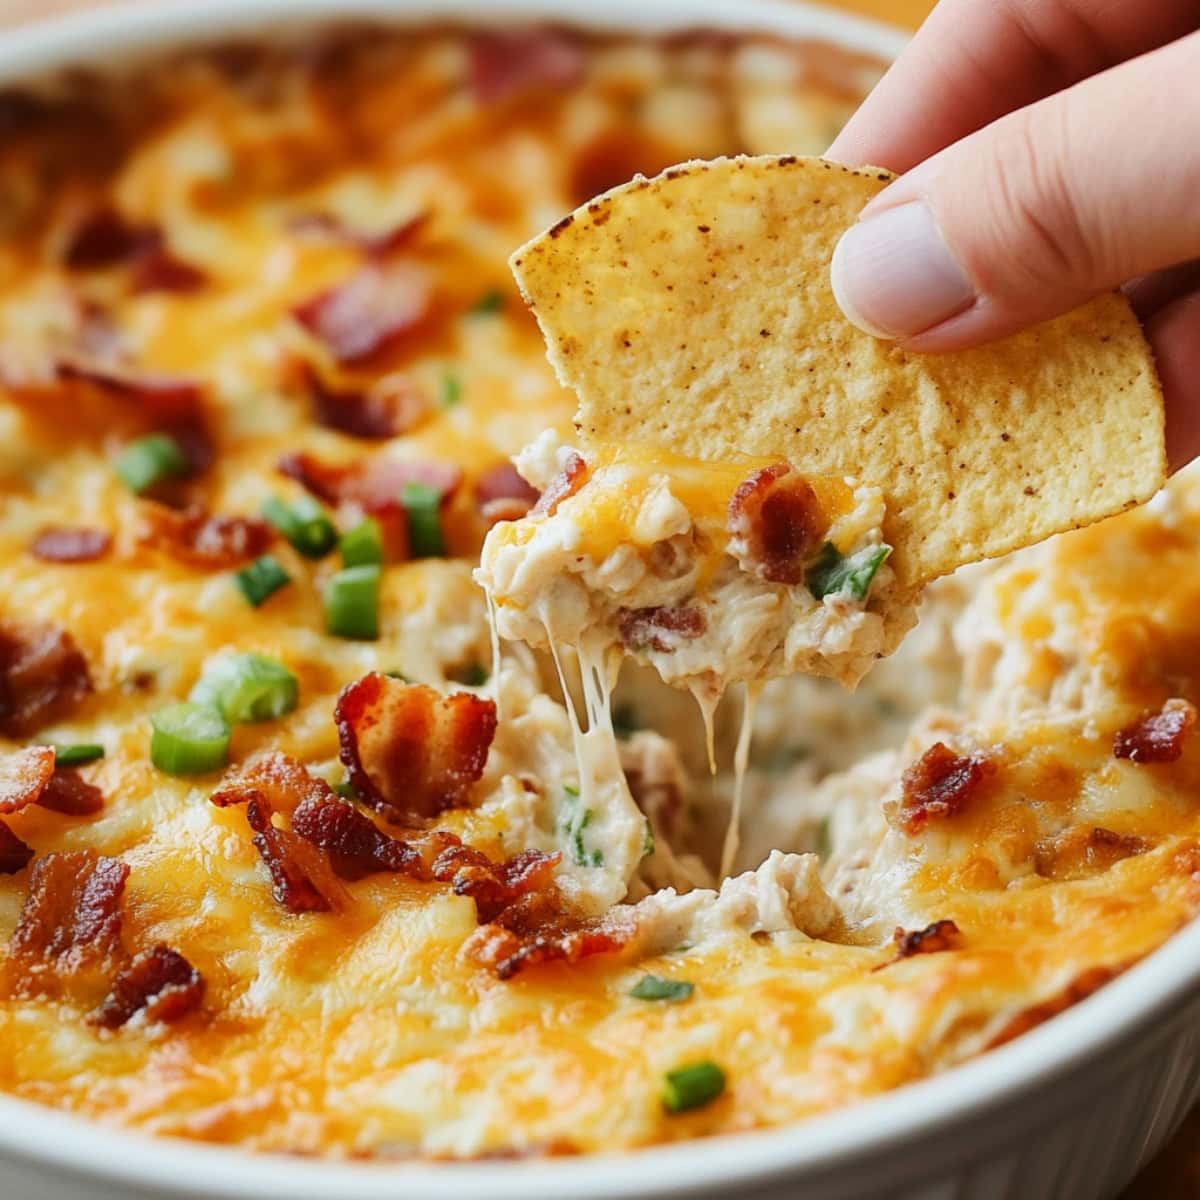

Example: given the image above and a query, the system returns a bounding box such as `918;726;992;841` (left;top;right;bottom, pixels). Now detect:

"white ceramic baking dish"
0;2;1197;1197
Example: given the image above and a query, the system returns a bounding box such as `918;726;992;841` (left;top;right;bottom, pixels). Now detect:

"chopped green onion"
339;517;384;568
451;662;489;688
150;703;230;775
325;564;381;640
613;703;640;739
642;819;655;860
189;653;299;724
262;494;337;559
332;780;358;799
440;370;462;409
385;669;413;682
630;975;693;1003
468;288;504;316
234;554;291;607
52;743;105;767
402;482;445;558
662;1061;725;1114
806;542;892;601
115;433;189;495
561;785;602;867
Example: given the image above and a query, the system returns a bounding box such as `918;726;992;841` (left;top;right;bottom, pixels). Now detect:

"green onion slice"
115;433;190;495
662;1061;726;1114
150;703;230;775
403;482;446;558
189;653;299;724
806;542;892;601
440;370;462;409
325;564;381;640
52;743;105;767
467;288;504;316
339;517;384;568
234;554;291;607
630;975;693;1003
262;494;337;559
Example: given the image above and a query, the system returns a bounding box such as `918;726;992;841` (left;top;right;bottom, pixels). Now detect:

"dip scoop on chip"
478;154;1165;699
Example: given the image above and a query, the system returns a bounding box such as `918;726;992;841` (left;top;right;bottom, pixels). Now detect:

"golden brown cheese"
0;24;1195;1163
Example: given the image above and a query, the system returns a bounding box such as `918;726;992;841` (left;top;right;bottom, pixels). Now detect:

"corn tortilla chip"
510;156;1165;587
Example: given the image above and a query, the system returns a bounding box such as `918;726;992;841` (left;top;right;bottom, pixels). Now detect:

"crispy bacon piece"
37;769;105;817
727;463;827;586
7;850;128;996
140;504;274;568
129;249;207;295
468;891;633;980
530;452;586;517
895;919;961;959
292;261;432;364
92;943;204;1029
64;206;159;269
986;965;1125;1049
475;463;539;525
278;450;461;510
0;622;92;737
617;606;707;654
211;756;350;914
289;211;427;259
300;362;431;439
469;29;585;105
0;821;33;875
1114;698;1197;764
335;675;497;822
291;788;427;880
898;742;995;834
0;746;55;813
55;360;203;426
429;842;561;924
30;527;111;563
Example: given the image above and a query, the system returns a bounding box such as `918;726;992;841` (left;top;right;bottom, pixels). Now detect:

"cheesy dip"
0;22;1197;1164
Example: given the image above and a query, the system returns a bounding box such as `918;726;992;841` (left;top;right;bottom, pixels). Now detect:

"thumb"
830;31;1200;351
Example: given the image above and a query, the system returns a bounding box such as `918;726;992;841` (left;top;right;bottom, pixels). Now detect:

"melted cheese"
0;25;1195;1166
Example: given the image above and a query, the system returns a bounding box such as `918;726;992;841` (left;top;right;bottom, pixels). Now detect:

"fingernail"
830;201;976;340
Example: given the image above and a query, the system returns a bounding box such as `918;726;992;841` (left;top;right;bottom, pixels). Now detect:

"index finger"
827;0;1198;172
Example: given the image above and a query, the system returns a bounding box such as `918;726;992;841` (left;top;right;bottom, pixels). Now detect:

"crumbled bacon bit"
468;891;632;980
475;463;539;525
211;756;350;913
289;211;428;259
469;29;585;105
139;504;274;568
898;742;995;834
278;450;462;510
429;843;561;924
895;919;961;959
727;463;827;586
29;527;111;563
92;943;204;1029
291;788;426;880
335;674;497;823
530;452;586;517
64;206;159;269
293;261;432;364
37;769;105;817
7;850;128;997
1114;698;1197;764
129;249;207;295
0;746;55;813
300;362;431;439
0;622;92;737
56;360;204;427
617;606;707;654
0;820;33;875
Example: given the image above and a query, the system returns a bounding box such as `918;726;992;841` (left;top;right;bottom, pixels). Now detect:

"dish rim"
0;1;1196;1196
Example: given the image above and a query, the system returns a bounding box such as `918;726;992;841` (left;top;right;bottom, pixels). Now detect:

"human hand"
826;0;1200;468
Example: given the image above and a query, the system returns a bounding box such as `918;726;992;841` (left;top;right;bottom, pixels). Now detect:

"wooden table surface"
0;0;1193;1194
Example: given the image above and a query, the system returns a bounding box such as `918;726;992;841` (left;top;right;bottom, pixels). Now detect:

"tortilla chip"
510;156;1165;587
